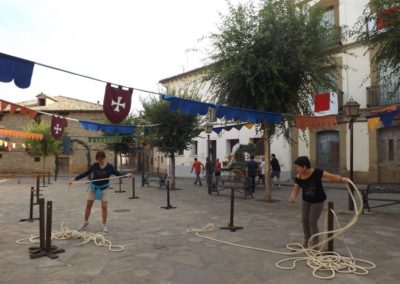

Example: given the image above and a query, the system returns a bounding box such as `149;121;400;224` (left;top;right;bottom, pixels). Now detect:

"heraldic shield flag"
51;115;66;140
103;83;133;124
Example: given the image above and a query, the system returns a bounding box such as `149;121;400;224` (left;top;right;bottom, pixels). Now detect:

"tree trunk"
263;124;272;201
43;155;46;176
170;154;176;190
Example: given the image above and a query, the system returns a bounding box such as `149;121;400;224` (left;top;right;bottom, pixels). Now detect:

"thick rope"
16;177;126;252
186;181;376;280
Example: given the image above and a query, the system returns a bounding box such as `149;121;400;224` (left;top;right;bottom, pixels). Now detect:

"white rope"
16;223;125;252
70;174;130;184
186;181;376;280
16;183;125;252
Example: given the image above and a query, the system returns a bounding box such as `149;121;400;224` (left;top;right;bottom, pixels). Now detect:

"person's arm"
322;171;349;184
110;164;131;177
74;165;94;181
288;183;301;203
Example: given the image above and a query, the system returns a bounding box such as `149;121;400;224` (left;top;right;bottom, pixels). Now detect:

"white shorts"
87;188;110;201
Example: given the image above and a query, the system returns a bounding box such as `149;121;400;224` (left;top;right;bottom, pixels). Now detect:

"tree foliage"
142;97;202;158
354;0;400;93
24;122;62;157
206;0;343;116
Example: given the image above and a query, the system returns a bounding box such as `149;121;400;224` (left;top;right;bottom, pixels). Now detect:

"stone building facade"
0;94;116;176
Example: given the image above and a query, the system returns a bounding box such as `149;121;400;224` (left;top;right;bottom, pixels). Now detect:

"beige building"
0;93;117;176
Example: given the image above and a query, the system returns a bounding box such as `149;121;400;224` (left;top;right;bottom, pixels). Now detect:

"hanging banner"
51;115;66;140
103;83;133;124
295;115;337;130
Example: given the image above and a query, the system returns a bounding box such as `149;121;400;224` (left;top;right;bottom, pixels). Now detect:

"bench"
142;173;168;189
362;183;400;212
215;173;254;199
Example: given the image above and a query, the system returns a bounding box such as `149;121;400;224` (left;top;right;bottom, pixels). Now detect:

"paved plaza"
0;174;399;284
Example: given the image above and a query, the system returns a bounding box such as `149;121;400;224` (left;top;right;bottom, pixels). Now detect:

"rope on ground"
16;223;125;252
186;181;376;280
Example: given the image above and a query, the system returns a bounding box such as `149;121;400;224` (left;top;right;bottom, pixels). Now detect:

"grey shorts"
270;171;280;178
87;188;110;201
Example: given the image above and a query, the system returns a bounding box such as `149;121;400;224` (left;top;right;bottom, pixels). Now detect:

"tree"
104;114;137;168
142;97;202;190
355;0;400;95
24;122;62;175
205;0;343;201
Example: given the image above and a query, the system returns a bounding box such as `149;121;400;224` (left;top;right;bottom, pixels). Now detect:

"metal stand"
161;181;176;209
327;202;334;252
20;187;39;222
129;176;139;199
29;200;65;259
42;173;47;188
115;177;126;193
35;176;41;205
220;187;243;232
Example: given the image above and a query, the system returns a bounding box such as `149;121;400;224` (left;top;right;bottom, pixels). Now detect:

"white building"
154;0;400;183
158;66;292;180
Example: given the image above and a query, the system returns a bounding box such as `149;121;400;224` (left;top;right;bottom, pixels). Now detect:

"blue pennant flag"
212;127;223;134
79;120;136;134
378;110;399;128
162;95;214;116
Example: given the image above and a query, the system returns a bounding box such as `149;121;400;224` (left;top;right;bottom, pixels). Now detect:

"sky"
0;0;241;114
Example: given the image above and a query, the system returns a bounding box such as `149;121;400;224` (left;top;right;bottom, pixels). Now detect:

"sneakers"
102;225;108;234
78;222;89;231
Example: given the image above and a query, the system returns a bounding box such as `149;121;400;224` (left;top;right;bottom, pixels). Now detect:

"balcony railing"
367;84;400;108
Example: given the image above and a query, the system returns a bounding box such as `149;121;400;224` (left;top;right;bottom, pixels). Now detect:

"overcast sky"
0;0;242;114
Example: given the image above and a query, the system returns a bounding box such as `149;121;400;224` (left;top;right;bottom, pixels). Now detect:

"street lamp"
204;122;213;159
343;98;360;211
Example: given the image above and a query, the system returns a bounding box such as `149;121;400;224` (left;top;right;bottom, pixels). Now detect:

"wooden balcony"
367;84;400;108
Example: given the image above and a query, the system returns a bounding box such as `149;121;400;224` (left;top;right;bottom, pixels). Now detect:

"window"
227;139;239;154
378;60;400;105
191;141;198;155
34;157;41;162
38;98;46;106
322;8;334;27
178;148;184;155
379;127;400;165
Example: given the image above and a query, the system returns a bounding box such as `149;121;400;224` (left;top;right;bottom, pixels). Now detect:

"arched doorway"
316;131;339;174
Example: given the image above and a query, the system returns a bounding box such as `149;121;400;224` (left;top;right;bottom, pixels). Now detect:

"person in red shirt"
214;158;222;186
191;158;204;186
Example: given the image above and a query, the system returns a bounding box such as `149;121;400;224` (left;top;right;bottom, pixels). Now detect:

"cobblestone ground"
0;175;399;284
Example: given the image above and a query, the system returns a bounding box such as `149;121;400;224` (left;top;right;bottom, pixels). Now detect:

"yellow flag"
245;123;253;129
368;117;380;130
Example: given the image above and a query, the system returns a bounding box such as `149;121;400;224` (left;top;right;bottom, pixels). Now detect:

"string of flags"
0;139;29;151
1;52;399;135
0;128;43;140
366;105;400;129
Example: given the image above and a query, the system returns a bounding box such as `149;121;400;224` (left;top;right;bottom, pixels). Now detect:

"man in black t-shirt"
246;155;258;192
270;154;281;187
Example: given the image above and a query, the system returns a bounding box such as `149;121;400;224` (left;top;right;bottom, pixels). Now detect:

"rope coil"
186;181;376;280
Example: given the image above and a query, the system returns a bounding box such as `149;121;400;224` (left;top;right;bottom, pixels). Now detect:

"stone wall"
0;111;116;175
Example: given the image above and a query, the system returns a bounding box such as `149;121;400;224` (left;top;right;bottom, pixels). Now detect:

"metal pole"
207;134;210;159
141;148;145;187
36;175;40;204
220;187;243;232
348;119;354;211
327;202;334;251
129;176;139;199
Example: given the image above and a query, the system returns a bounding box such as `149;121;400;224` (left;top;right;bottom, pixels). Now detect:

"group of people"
246;153;281;192
70;150;350;249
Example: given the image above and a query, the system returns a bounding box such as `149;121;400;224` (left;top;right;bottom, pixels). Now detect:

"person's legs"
196;172;202;186
207;174;212;194
308;201;325;246
84;200;94;223
277;172;281;187
101;201;108;226
301;200;312;247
